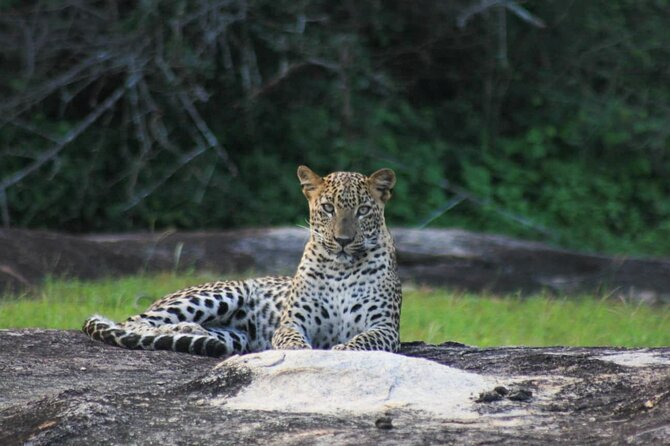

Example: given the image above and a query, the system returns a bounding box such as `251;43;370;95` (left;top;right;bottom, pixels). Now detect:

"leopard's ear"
368;168;396;203
297;165;323;199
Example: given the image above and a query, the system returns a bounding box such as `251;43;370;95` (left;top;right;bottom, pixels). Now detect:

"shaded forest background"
0;0;669;256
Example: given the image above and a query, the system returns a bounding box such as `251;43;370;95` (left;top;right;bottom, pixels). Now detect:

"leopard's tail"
82;315;229;357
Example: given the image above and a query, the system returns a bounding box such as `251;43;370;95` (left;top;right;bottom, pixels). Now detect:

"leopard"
83;166;402;357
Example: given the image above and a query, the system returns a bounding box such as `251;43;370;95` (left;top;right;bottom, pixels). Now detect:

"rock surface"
2;227;670;301
1;329;670;445
215;350;495;417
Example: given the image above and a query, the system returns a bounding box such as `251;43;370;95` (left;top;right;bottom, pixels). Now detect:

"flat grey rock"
1;330;670;445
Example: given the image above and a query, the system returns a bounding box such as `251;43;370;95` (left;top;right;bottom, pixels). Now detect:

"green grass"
1;274;669;347
402;288;670;347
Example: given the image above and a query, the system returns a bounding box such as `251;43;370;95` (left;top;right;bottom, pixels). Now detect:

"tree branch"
457;0;545;29
0;74;137;191
0;188;10;228
155;55;238;176
120;146;210;211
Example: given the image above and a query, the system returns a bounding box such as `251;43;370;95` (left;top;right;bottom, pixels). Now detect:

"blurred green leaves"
1;1;669;256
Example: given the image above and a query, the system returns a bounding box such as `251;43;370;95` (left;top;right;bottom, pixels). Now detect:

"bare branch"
249;62;310;99
126;58;153;193
121;146;210;211
457;0;545;29
180;0;241;26
504;1;546;28
247;58;341;100
194;163;216;204
374;153;558;240
457;0;504;28
8;118;60;143
19;19;36;78
497;5;509;68
418;194;467;229
305;58;341;72
219;31;234;72
0;51;113;115
155;55;238;176
137;78;181;156
0;188;10;228
0;75;137;191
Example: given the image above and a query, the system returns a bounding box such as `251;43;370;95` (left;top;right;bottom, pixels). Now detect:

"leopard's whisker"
297;221;326;242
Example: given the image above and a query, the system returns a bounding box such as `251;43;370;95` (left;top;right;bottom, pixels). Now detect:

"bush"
1;1;668;255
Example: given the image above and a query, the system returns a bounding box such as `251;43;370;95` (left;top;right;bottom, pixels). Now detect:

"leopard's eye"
321;203;335;213
357;205;371;217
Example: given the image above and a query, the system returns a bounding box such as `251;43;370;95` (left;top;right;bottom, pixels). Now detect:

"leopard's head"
298;165;396;263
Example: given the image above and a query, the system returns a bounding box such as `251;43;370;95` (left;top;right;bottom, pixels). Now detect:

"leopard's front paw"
271;325;312;350
278;342;312;350
331;343;347;351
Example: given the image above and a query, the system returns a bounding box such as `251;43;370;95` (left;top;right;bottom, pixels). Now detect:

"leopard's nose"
334;236;354;247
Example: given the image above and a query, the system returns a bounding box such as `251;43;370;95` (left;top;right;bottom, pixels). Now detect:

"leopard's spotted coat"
83;166;401;357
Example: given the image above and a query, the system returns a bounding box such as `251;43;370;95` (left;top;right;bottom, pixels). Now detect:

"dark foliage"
1;0;669;254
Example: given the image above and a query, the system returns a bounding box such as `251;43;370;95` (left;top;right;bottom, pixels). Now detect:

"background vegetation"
1;1;669;255
2;273;669;347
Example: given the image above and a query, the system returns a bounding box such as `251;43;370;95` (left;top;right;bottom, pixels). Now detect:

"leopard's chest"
295;259;392;347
